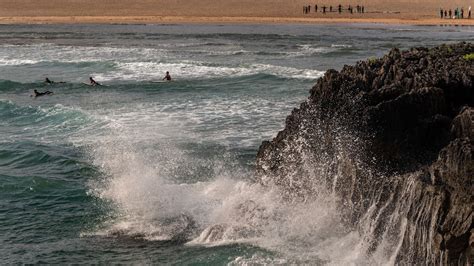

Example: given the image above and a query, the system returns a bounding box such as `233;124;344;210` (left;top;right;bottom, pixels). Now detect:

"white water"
0;43;327;82
79;105;403;265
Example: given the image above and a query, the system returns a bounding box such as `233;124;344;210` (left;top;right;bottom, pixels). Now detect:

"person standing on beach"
469;6;471;18
440;8;443;18
449;9;452;18
315;5;318;13
338;4;342;13
322;6;326;14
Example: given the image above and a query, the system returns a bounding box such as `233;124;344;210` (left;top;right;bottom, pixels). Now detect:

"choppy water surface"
0;23;472;264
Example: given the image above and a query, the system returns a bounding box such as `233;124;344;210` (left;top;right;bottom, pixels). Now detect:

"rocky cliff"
256;43;473;264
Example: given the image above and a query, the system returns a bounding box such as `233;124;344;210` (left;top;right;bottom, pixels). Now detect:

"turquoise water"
1;24;472;264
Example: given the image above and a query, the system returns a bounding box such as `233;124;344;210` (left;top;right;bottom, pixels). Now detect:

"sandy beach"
0;0;473;25
0;16;473;26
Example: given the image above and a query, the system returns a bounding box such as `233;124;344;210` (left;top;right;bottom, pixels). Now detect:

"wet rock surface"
256;43;473;264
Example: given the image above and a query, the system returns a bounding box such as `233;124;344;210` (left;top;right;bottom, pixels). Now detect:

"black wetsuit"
34;91;53;97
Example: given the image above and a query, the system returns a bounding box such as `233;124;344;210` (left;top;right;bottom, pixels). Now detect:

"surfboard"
82;82;109;87
30;92;53;97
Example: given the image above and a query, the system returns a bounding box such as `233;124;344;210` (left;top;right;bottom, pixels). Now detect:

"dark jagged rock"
256;43;473;264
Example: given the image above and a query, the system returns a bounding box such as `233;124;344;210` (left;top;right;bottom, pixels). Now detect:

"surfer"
44;77;65;84
33;89;53;97
162;71;172;81
89;77;101;86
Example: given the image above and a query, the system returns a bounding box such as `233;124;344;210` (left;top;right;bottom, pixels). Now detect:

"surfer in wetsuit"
89;77;101;86
45;77;65;84
33;89;53;97
162;71;171;81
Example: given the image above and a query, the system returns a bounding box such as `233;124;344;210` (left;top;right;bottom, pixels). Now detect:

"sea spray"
86;122;389;263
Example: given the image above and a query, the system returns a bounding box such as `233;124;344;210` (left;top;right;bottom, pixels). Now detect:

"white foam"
93;61;323;81
292;44;352;57
87;135;376;262
0;58;39;66
0;43;168;66
93;62;252;81
331;44;353;48
0;43;323;81
79;110;370;262
297;44;338;55
63;90;408;264
251;64;324;80
229;254;289;265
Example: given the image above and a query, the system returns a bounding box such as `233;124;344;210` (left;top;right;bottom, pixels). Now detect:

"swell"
0;72;317;94
0;80;25;92
0;140;102;246
0;170;102;246
0;140;93;175
0;100;97;139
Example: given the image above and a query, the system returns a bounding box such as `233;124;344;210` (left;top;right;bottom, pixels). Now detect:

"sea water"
0;23;472;264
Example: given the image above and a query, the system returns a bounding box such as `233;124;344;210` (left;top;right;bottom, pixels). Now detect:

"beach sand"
0;0;473;25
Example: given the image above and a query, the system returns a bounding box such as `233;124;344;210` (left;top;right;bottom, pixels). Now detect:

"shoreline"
1;16;474;26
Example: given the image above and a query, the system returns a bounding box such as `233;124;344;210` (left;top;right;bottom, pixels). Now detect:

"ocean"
0;23;472;264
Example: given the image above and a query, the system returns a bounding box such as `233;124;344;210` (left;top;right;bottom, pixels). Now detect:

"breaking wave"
82;109;398;265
